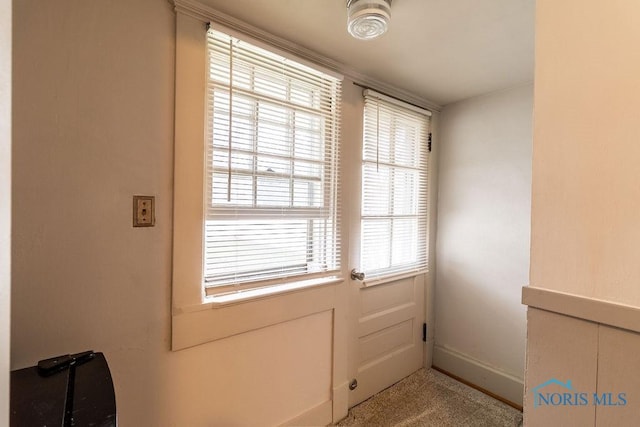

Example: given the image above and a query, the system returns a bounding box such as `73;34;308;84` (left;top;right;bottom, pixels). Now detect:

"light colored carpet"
335;369;523;427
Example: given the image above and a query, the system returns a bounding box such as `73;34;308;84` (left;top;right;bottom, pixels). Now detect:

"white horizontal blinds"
361;93;430;279
204;27;342;290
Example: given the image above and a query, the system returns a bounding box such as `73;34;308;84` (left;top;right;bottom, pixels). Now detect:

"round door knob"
350;269;365;281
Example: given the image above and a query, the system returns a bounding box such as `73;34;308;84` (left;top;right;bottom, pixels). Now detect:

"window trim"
172;11;344;350
205;276;343;306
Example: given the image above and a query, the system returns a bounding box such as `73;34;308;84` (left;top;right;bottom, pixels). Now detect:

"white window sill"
204;276;343;307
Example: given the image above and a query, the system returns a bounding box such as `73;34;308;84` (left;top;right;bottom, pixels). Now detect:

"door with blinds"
347;90;431;407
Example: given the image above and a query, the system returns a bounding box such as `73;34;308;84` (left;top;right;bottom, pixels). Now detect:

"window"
360;90;431;280
203;27;342;296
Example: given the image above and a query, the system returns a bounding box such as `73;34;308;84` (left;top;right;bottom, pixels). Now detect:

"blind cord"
227;39;234;202
376;101;380;172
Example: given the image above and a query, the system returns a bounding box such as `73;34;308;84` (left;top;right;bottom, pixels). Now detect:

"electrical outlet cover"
133;195;155;227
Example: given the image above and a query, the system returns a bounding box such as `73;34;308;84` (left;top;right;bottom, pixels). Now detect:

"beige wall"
0;0;10;423
435;85;532;405
526;0;640;424
531;0;640;304
11;1;350;425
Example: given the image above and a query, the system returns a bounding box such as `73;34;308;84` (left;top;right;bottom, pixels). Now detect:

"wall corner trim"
522;286;640;334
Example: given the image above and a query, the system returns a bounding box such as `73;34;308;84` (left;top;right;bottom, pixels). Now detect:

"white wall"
0;0;10;423
11;1;341;425
434;84;532;404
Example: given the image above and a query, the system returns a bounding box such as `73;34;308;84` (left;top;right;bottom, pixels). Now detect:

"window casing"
204;27;342;296
360;91;430;280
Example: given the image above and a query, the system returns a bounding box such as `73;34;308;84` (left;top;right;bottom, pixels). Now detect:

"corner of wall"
0;0;10;423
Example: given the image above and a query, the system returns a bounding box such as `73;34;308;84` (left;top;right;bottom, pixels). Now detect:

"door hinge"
427;133;432;152
422;323;427;342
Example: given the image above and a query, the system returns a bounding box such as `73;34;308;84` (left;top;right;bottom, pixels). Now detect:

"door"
345;90;430;407
347;272;426;406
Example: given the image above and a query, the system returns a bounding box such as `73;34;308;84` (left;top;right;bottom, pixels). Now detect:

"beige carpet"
335;369;523;427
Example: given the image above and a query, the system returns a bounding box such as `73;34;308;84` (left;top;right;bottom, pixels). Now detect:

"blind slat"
361;94;430;279
204;27;342;289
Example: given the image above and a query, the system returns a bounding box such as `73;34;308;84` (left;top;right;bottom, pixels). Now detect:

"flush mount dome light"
347;0;392;41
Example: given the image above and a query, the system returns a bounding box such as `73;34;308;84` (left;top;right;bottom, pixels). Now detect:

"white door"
345;90;431;407
347;272;426;406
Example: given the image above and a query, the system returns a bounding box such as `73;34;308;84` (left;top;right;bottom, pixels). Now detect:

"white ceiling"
199;0;535;107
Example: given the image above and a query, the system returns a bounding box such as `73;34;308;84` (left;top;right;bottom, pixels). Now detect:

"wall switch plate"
133;195;155;227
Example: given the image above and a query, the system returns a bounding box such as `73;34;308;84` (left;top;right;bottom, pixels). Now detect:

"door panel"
360;279;415;315
359;319;414;366
348;274;425;406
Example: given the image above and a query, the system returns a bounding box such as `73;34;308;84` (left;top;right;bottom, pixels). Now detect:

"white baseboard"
432;345;524;406
278;400;332;427
332;381;349;424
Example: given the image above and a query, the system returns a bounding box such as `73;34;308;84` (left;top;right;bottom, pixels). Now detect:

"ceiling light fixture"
347;0;392;41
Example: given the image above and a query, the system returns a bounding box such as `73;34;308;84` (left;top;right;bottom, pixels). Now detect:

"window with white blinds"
360;91;430;280
204;26;342;294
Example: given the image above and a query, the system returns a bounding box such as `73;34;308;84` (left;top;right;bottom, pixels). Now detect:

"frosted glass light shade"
347;0;391;41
